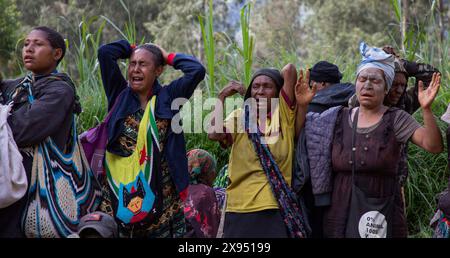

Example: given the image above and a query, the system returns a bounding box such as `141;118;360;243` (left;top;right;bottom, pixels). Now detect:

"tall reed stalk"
240;2;254;87
198;0;215;96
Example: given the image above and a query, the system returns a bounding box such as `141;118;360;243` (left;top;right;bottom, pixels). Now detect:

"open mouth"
131;76;144;83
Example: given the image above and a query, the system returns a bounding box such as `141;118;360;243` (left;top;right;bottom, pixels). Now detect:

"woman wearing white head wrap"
353;42;443;154
317;41;444;238
356;41;396;91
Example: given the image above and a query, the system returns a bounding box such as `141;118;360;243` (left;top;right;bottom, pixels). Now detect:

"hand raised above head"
281;63;297;80
295;69;317;107
382;45;399;57
144;43;169;64
418;72;441;110
218;81;246;100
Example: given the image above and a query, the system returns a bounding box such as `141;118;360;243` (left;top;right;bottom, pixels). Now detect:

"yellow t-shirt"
224;91;296;213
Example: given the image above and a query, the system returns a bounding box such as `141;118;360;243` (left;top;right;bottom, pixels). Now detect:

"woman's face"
250;75;279;111
385;73;407;106
356;68;387;109
128;49;163;96
22;30;61;75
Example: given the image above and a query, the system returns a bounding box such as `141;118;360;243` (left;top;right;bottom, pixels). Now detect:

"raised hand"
218;81;246;100
382;45;399;57
295;69;317;107
151;44;169;64
418;72;441;110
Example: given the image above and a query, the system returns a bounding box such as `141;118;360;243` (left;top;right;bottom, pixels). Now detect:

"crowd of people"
0;26;449;238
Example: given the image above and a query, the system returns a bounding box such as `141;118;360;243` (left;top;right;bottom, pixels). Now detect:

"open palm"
418;72;441;110
295;69;317;107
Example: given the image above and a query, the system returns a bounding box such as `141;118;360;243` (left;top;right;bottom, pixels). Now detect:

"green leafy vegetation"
1;0;449;237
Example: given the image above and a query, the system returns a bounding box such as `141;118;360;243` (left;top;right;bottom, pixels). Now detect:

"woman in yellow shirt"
208;64;316;237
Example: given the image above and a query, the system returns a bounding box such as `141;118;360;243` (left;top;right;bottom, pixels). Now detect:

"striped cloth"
244;105;309;238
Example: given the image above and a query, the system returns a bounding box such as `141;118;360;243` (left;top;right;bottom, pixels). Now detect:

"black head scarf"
244;68;284;100
309;61;342;84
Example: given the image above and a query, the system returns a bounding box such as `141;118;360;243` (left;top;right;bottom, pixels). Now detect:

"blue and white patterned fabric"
356;41;395;90
19;76;101;238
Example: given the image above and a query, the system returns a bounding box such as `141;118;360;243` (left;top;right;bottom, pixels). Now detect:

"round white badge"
358;211;387;238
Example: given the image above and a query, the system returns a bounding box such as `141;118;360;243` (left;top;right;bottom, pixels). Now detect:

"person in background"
213;164;229;215
307;61;355;113
213;164;229;238
294;60;355;238
183;149;220;238
68;211;119;238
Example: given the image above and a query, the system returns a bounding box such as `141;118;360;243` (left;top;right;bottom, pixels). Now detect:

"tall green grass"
197;1;255;95
388;0;450;238
198;0;215;97
69;17;107;132
239;2;254;88
101;0;142;44
94;2;449;238
8;1;448;238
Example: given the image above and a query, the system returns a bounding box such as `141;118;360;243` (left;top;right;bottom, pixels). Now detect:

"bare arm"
207;81;245;146
410;73;444;153
281;63;297;104
281;63;307;139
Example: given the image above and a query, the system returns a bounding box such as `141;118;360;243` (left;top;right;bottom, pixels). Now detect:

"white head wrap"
356;41;395;91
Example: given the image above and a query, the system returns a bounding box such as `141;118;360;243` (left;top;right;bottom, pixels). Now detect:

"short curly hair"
32;26;66;65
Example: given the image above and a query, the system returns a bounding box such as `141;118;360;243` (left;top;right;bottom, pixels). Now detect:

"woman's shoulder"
387;107;412;121
387;106;403;113
307;105;345;122
388;106;421;143
36;73;76;94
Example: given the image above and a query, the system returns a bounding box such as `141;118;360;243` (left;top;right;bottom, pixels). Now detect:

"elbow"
97;44;106;58
195;64;206;82
430;145;444;154
97;44;109;61
185;57;206;83
186;63;206;88
285;63;296;72
282;63;297;76
426;142;444;154
11;128;33;148
207;132;217;141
